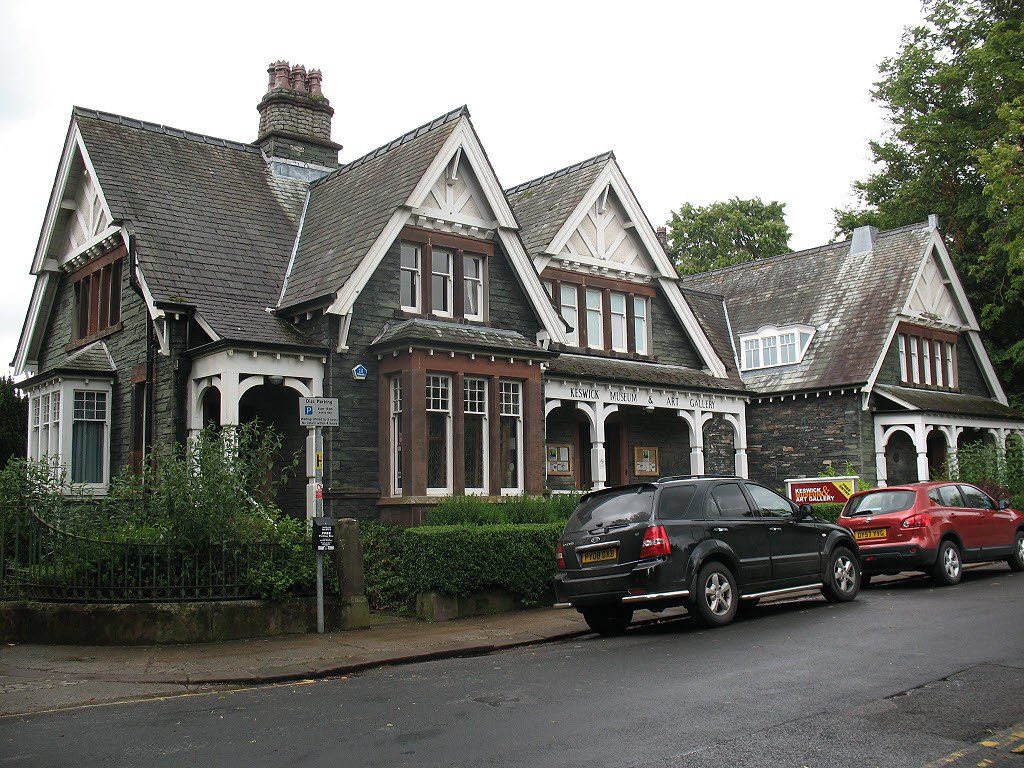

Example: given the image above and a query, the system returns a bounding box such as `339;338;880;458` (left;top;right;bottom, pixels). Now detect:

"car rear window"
844;490;916;517
564;486;655;533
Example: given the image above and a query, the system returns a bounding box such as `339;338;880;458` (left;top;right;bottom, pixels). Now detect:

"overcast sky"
0;0;924;376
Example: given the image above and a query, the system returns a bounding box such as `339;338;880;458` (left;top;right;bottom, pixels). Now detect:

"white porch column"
579;401;616;490
723;411;748;479
874;418;887;486
914;419;930;483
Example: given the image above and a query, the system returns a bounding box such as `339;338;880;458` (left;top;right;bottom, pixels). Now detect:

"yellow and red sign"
785;476;858;505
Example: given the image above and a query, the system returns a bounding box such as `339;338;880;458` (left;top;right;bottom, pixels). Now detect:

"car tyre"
1007;531;1024;572
931;539;963;585
821;546;860;603
692;562;739;627
582;607;633;636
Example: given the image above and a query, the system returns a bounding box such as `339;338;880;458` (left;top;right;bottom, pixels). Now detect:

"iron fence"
0;505;331;603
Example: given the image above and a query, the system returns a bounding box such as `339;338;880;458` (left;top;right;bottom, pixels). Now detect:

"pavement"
1;564;1021;767
0;567;993;718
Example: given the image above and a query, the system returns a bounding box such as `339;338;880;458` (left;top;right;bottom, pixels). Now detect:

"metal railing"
0;505;331;603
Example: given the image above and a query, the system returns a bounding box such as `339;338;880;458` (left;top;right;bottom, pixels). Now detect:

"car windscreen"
564;486;655;533
844;490;917;517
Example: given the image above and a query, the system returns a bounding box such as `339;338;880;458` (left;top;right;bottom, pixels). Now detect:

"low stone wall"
416;589;554;622
0;596;370;645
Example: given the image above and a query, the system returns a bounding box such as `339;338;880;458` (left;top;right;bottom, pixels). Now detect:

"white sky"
0;0;923;375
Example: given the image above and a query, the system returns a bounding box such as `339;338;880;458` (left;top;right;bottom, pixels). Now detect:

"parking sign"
299;397;339;427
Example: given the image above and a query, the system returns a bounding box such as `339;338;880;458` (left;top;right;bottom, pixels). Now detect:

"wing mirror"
796;503;814;520
999;499;1012;510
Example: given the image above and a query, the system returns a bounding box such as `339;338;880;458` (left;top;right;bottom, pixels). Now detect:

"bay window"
431;249;453;317
499;381;523;493
425;375;452;494
560;284;579;346
26;379;109;490
390;377;403;494
463;378;488;494
400;243;421;311
72;391;106;485
585;289;603;350
610;292;627;352
633;297;649;355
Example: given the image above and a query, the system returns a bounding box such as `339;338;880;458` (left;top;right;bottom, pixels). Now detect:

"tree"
835;0;1024;407
0;376;27;468
668;198;791;276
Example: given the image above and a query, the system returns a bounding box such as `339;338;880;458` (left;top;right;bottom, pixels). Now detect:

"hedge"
423;494;579;526
812;503;845;523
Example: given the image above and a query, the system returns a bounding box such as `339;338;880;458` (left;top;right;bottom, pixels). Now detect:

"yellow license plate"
854;528;887;541
581;547;618;565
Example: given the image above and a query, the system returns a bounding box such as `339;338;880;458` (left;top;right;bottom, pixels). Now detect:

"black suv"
555;476;861;635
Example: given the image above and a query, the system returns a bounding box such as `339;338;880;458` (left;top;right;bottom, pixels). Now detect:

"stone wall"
544;404;583;492
650;290;703;368
746;392;876;492
623;406;691;483
702;413;735;476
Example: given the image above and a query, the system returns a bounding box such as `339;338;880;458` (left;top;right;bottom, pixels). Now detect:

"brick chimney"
256;60;342;168
656;226;669;253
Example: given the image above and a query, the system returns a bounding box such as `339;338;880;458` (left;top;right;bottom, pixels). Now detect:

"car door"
744;482;823;583
704;481;772;588
959;484;1011;554
957;484;996;557
654;483;705;588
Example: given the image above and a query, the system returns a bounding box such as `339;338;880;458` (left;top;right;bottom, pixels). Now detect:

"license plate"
580;547;618;565
854;528;887;541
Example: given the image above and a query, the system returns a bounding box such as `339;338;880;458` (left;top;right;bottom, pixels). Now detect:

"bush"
946;440;1024;504
424;494;579;526
812;503;845;523
403;523;562;605
360;521;412;612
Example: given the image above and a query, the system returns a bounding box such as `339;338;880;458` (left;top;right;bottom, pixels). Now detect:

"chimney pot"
307;69;323;96
850;225;879;255
655;226;668;252
290;64;307;93
928;213;939;230
266;63;276;92
273;60;291;90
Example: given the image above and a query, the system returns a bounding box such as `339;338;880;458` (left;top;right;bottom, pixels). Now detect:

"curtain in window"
72;420;104;483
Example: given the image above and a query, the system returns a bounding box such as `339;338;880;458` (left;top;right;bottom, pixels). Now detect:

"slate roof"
73;108;312;347
874;385;1022;420
278;106;467;309
369;317;553;357
505;152;613;258
680;288;742;385
546;353;746;393
679;223;934;394
19;341;115;388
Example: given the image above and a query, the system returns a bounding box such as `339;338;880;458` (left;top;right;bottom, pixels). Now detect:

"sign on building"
785;476;858;505
299;397;340;427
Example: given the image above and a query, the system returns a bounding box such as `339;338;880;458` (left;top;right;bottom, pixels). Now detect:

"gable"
411;151;497;233
905;246;964;327
559;186;654;277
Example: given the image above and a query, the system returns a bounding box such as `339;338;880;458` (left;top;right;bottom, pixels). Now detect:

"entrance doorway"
605;421;626;488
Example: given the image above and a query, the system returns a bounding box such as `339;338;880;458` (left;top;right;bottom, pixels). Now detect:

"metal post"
315;425;324;634
316;549;325;634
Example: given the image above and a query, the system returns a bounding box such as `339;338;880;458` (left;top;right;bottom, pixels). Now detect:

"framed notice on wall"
546;444;573;476
634;447;660;477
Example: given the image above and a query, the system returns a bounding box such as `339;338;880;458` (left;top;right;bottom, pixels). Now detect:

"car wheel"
1007;531;1024;572
821;546;860;603
692;562;739;627
582;607;633;636
931;539;963;585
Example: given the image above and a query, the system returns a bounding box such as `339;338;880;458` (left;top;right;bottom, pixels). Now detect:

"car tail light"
640;525;671;559
902;513;928;529
556;542;566;569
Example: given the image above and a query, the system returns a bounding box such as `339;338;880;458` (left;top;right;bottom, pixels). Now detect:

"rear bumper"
554;560;677;608
859;544;936;574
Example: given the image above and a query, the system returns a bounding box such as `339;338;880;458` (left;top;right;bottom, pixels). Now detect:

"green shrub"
945;440;1024;503
424;494;579;526
403;523;562;605
812;503;845;523
360;521;412;611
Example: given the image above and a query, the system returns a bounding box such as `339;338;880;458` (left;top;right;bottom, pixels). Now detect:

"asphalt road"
3;565;1023;768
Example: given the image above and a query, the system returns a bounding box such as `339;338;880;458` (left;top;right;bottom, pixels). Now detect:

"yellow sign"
316;451;323;472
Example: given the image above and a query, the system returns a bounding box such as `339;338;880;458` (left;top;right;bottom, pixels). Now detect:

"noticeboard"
785;476;858;505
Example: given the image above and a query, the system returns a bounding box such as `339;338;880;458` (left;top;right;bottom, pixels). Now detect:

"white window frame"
463;377;488;495
430;248;454;318
923;340;933;385
898;333;908;381
399;242;421;312
425;374;452;495
585;289;603;350
609;292;627;352
739;325;815;371
779;332;797;365
946;342;955;388
560;284;579;346
633;296;650;355
910;337;920;384
934;340;944;388
25;377;112;494
390;377;403;495
462;254;486;322
498;380;524;495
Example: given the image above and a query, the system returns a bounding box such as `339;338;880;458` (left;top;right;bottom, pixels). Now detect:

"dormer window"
740;325;814;371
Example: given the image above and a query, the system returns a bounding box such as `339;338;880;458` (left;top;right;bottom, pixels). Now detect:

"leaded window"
425;375;451;493
464;378;487;493
499;381;523;492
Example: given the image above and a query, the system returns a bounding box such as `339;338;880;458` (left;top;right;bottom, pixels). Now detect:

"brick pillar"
452;372;465;494
524;372;544;494
405;368;424;496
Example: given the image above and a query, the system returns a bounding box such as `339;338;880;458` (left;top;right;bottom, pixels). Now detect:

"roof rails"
654;474;740;483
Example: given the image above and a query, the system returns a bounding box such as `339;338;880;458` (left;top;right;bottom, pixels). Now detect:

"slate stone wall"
746;392;876;492
650;290;702;368
702;413;736;476
544;405;582;492
956;335;991;398
622;407;691;483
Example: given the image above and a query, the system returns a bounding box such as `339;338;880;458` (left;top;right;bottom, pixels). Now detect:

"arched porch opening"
200;386;221;431
703;413;737;476
926;429;949;479
238;382;306;520
544;403;592;492
884;429;917;486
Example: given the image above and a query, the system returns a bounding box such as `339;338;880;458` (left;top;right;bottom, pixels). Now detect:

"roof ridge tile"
72;106;260;154
505;150;615;195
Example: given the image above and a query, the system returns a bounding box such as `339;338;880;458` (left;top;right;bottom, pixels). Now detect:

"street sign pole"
300;397;339;637
315;425;324;634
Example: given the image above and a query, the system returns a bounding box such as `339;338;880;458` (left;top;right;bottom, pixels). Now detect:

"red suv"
840;482;1024;585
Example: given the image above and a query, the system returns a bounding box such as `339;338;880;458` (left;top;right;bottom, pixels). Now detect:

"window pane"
499;416;519;489
400;242;419;269
946;343;955;387
72;421;104;483
427;413;448;489
910;338;920;383
938;485;963;507
898;334;908;381
431;249;452;314
745;484;794;518
934;341;944;387
463;255;483;318
762;336;778;366
959;485;996;510
391;378;402;493
780;333;797;364
560;285;579;346
108;260;121;325
633;297;648;355
923;341;932;384
426;375;449;412
743;339;760;369
586;289;603;348
465;414;485;489
400;269;418;308
656;485;700;520
464;378;486;414
710;483;754;518
610;292;626;351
